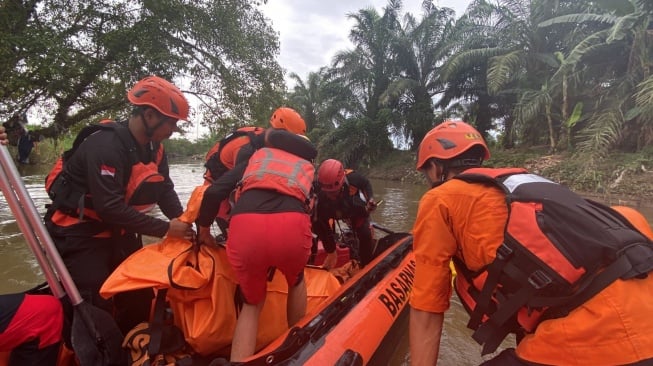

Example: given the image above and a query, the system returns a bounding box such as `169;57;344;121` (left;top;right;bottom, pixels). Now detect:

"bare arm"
409;307;444;366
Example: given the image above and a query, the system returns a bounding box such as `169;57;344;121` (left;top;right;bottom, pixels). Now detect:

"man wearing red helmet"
313;159;376;269
43;76;194;335
409;121;653;365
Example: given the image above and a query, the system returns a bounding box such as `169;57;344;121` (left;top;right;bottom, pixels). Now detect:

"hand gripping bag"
101;185;340;357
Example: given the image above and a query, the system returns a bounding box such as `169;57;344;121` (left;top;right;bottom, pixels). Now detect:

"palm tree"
438;0;519;146
540;0;653;155
383;1;456;150
287;68;356;144
288;69;330;133
324;0;402;166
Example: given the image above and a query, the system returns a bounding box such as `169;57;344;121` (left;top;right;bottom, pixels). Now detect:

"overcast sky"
260;0;473;88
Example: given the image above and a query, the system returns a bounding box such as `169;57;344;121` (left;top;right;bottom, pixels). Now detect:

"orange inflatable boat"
97;230;413;366
236;232;414;365
1;181;415;366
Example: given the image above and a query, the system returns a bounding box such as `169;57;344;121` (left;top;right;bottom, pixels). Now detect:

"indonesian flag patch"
100;164;116;177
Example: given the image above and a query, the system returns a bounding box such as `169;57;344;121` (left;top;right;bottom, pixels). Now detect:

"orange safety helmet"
127;76;190;121
318;159;345;192
269;107;306;135
416;120;490;170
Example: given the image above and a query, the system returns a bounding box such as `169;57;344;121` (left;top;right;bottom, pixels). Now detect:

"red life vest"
236;147;314;207
203;126;265;184
46;121;167;235
451;167;653;355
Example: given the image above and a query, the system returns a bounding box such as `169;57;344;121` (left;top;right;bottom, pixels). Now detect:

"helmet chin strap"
438;165;449;187
435;157;483;186
140;109;168;139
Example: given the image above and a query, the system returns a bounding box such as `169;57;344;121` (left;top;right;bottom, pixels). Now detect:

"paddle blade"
71;302;125;366
373;232;410;258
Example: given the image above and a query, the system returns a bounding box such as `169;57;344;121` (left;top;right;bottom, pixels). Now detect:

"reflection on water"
1;162;651;365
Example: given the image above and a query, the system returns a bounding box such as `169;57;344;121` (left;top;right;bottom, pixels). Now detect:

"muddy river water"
1;162;651;365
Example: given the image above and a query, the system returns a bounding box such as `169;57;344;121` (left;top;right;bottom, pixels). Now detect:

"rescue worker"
196;108;316;362
198;106;307;241
313;159;376;269
43;76;194;335
0;293;63;366
409;120;653;365
16;130;38;164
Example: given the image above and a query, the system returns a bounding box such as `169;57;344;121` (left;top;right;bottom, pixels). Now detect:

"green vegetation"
3;0;653;185
363;147;653;201
285;0;653;170
1;0;284;137
163;137;214;159
13;134;214;165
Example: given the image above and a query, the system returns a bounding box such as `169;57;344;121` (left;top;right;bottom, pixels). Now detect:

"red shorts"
0;294;63;350
227;212;312;304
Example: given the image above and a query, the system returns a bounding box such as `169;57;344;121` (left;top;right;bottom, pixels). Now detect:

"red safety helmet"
416;120;490;170
318;159;345;192
127;76;190;121
269;107;306;135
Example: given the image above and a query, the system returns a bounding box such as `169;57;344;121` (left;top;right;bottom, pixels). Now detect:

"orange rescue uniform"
410;178;653;365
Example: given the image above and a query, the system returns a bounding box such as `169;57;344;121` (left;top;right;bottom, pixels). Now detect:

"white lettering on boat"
377;259;416;317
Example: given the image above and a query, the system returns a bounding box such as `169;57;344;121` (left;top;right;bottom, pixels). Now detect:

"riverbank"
362;148;653;208
11;142;653;207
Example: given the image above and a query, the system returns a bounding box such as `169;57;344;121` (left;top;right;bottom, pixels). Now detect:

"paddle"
0;146;124;366
371;222;412;258
371;221;395;235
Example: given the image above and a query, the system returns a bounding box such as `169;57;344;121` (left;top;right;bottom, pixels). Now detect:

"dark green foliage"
1;0;284;139
5;0;653;166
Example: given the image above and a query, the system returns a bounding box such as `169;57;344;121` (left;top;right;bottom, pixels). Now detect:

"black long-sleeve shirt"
312;171;374;253
58;123;183;238
197;128;317;227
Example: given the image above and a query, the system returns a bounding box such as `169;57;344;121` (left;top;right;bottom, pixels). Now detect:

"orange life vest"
452;167;653;355
203;127;266;234
236;147;314;206
203;126;265;184
46;121;166;235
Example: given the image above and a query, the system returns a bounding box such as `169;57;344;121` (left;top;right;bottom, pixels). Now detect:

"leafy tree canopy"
0;0;285;138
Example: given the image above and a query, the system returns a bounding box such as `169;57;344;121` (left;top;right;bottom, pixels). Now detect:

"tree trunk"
561;75;570;150
546;104;556;153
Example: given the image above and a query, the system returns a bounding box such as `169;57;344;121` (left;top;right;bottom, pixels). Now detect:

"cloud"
260;0;472;87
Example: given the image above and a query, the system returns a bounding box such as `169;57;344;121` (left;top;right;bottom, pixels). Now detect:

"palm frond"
576;108;624;157
515;88;552;129
550;28;611;82
487;49;524;95
634;75;653;124
539;13;618;28
606;13;639;43
440;47;510;80
380;78;419;105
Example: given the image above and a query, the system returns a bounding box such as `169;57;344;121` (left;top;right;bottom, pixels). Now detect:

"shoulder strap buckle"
496;243;513;261
528;270;552;290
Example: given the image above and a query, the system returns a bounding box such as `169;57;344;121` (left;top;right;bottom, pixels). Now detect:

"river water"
1;161;651;365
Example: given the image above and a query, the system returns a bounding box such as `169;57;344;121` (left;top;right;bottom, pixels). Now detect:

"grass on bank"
11;135;653;202
13;135;215;165
363;147;653;201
